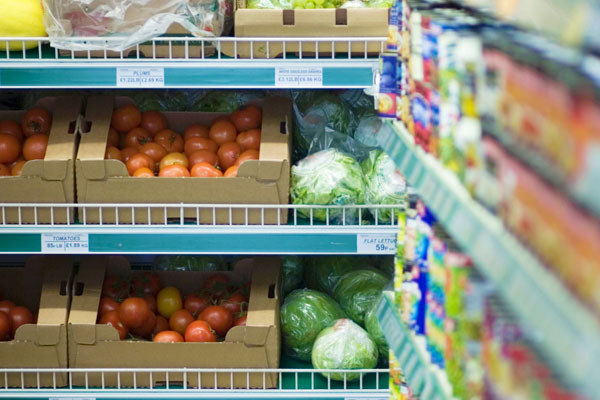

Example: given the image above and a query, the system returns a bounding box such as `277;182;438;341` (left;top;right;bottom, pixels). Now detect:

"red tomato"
10;160;26;176
22;107;52;136
9;306;33;336
159;152;189;170
0;120;23;142
184;137;219;156
236;129;261;152
130;311;156;339
22;133;48;161
169;309;195;336
153;315;169;335
185;320;216;342
120;146;138;164
198;305;232;337
111;104;141;133
144;295;157;314
118;297;150;329
124;127;152;149
203;275;230;299
98;297;120;316
0;300;15;315
139;142;167;163
107;127;120;147
231;105;262;132
154;129;184;153
217;142;241;171
133;167;154;177
159;164;190;177
0;311;11;340
140;111;168;136
0;164;9;176
105;145;122;161
126;153;155;176
224;165;238;177
99;310;129;340
220;292;248;315
233;314;247;327
235;149;259;166
184;124;209;141
209;120;237;146
184;294;211;317
190;162;223;178
131;272;163;297
153;330;184;343
188;150;218;168
0;134;21;164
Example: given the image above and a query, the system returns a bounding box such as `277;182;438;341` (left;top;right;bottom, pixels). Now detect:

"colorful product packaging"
379;53;398;118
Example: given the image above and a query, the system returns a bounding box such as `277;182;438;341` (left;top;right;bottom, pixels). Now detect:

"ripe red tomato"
231;105;262;132
130;311;156;339
102;276;129;301
217;142;241;171
224;165;238;177
140;111;168;136
0;120;23;142
203;275;230;300
154;129;184;153
233;314;247;327
0;311;11;341
153;315;169;335
188;149;218;168
133;167;154;177
0;134;21;164
126;153;155;176
169;309;195;336
98;297;120;316
184;124;209;141
185;320;216;343
184;294;211;317
235;149;259;166
105;145;122;161
22;133;48;161
99;310;129;340
111;104;141;133
144;295;157;313
0;164;9;176
139;142;167;164
120;146;138;164
118;297;150;329
130;272;163;297
220;292;248;315
107;127;120;147
22;107;52;136
236;129;261;152
153;330;184;343
124;127;152;149
209;120;237;146
0;300;15;315
159;164;190;177
10;160;26;176
9;306;33;336
198;305;232;337
184;137;219;156
190;162;223;178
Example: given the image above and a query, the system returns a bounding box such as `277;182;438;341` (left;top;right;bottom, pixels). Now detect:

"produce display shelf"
0;203;401;255
0;37;382;89
378;120;600;399
375;293;451;400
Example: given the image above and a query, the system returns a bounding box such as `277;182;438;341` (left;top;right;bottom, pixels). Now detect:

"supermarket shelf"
378;120;600;399
0;37;382;88
0;203;400;255
375;293;451;400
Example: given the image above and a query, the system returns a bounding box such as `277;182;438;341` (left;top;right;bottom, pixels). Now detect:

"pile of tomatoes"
105;103;262;178
0;294;35;341
0;107;53;177
99;272;249;343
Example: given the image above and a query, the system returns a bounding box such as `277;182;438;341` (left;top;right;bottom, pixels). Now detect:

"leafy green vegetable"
152;255;226;272
190;90;264;112
282;256;304;296
332;269;389;326
303;256;370;295
280;289;346;361
365;293;389;364
311;318;378;380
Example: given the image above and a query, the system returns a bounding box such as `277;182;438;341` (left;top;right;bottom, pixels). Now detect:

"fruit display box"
67;256;281;388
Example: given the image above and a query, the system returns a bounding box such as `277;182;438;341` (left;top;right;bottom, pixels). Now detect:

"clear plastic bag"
43;0;230;51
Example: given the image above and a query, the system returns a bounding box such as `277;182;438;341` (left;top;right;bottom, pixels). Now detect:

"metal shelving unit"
378;120;600;399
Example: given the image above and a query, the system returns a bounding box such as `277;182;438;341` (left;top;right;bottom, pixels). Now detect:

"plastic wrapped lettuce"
333;269;389;326
304;256;370;295
282;256;304;296
365;293;389;364
280;289;346;361
361;150;407;223
291;149;366;224
152;255;226;272
311;318;378;380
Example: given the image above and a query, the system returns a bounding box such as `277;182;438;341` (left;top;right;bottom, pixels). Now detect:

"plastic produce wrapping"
247;0;344;9
291;149;366;225
303;256;369;295
332;269;389;326
364;292;389;364
280;289;346;361
361;149;407;223
282;256;304;296
153;255;226;271
311;318;378;381
43;0;230;51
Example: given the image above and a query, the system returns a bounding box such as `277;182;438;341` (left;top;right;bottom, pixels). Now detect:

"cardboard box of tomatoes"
68;256;281;388
76;95;292;224
0;96;83;224
0;256;73;387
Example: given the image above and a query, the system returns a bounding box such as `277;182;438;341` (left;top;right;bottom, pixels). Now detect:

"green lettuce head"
280;289;346;361
365;292;389;364
304;256;371;295
332;269;389;326
311;318;378;381
282;256;304;296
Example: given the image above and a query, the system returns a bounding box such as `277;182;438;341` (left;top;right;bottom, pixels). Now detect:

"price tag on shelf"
41;233;89;254
116;67;165;88
357;234;397;254
275;66;323;88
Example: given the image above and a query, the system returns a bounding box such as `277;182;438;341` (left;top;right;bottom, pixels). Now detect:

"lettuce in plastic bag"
304;256;370;295
282;256;304;296
291;149;366;224
280;289;346;361
365;293;389;364
152;255;226;272
312;318;378;380
332;269;389;326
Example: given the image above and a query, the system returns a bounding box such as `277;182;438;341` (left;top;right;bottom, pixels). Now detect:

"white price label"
117;67;165;88
275;66;323;88
357;234;397;254
42;233;89;254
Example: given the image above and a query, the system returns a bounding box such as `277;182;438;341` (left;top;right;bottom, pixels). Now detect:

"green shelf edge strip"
377;120;600;398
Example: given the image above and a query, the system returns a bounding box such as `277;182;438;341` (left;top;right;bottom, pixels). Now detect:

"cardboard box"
68;256;281;388
0;96;83;224
0;256;73;387
221;5;387;58
76;95;292;225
